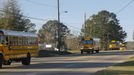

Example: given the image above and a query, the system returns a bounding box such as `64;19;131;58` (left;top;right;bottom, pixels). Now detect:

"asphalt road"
0;50;134;75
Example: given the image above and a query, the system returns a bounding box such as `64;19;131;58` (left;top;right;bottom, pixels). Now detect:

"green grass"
93;58;134;75
94;70;134;75
114;61;134;66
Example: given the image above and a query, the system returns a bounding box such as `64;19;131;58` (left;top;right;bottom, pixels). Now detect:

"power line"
0;9;48;21
24;0;57;8
0;9;82;32
117;0;134;14
63;22;81;31
67;25;81;31
24;16;48;21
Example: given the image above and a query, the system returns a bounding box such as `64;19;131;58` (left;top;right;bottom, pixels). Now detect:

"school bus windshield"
0;35;4;44
83;40;93;44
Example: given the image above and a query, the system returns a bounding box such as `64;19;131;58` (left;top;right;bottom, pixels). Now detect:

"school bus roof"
84;37;100;41
0;29;37;37
84;37;92;40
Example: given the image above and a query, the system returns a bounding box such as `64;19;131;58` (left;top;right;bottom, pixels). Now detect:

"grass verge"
68;49;80;53
93;57;134;75
38;50;73;57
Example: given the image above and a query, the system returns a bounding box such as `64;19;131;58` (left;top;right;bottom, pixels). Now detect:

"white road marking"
0;68;106;73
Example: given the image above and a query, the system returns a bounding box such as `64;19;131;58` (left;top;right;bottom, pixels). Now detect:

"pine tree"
82;10;127;50
0;0;36;32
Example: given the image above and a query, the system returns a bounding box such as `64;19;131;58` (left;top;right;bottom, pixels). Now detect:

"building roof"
0;29;37;37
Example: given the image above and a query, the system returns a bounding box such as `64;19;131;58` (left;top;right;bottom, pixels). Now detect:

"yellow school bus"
80;37;100;54
108;40;119;50
0;30;38;68
120;43;127;51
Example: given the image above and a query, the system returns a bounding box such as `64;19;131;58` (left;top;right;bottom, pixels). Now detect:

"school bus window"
15;36;17;45
0;36;5;44
26;37;28;45
19;37;22;45
20;37;23;45
21;37;24;45
34;38;37;44
30;37;34;45
32;37;36;45
24;37;27;45
13;38;15;45
8;36;12;45
28;37;31;44
15;37;18;45
17;37;19;45
27;37;29;44
23;37;26;45
5;36;9;45
22;37;25;45
31;38;34;44
11;36;15;45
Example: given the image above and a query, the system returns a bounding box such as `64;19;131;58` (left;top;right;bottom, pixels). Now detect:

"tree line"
81;10;127;50
0;0;127;50
0;0;36;32
0;0;73;50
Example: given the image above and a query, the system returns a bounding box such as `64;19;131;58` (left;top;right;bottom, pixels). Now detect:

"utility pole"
133;30;134;40
57;0;61;52
84;13;86;37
